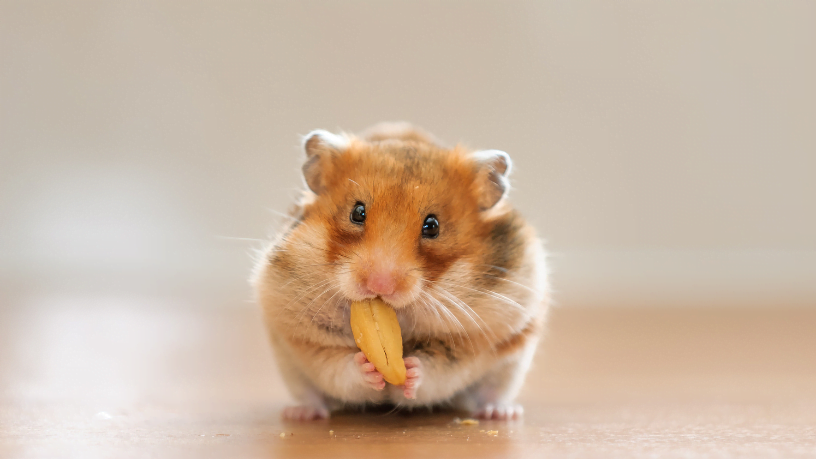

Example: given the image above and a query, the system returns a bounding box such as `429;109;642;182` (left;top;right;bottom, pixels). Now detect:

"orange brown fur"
252;123;549;415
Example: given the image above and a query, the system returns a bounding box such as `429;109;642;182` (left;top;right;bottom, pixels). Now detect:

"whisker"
432;285;499;355
412;298;431;344
308;287;344;328
433;286;487;336
419;291;459;353
275;263;347;290
266;207;300;222
424;289;477;353
472;263;510;274
477;272;538;294
436;279;529;315
407;282;422;335
414;295;434;343
284;279;334;315
290;281;339;335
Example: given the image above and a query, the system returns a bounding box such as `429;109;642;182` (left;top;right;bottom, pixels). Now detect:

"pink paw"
474;403;523;420
354;352;385;391
282;405;329;421
401;356;422;399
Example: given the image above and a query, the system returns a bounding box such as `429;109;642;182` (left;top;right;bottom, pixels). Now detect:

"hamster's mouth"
344;292;412;310
377;293;401;307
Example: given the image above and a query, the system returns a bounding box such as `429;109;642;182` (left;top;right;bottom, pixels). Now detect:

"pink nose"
366;271;396;296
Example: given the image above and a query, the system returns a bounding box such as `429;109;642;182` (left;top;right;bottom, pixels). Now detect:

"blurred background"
1;0;814;306
1;1;815;456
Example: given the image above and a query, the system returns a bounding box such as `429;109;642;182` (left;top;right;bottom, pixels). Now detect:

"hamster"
252;122;549;421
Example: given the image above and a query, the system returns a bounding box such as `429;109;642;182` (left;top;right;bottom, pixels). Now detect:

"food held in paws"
349;298;406;385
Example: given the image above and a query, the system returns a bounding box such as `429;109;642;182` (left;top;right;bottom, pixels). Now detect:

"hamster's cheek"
335;268;373;302
378;277;424;309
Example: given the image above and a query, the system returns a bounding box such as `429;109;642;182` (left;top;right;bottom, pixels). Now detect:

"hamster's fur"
252;123;549;420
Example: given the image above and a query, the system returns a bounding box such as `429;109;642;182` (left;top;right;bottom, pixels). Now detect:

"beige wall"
1;1;814;306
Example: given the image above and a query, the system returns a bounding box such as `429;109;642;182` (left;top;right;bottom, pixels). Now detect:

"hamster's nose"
366;271;396;296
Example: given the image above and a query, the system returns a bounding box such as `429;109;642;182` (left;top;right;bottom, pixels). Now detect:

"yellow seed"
349;298;406;385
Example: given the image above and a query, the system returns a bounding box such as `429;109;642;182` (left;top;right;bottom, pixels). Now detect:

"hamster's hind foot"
473;403;524;420
282;405;330;421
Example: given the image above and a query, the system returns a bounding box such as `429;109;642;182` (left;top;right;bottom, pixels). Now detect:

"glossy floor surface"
1;295;815;458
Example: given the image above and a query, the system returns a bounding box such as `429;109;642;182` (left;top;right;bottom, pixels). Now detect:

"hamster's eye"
422;215;439;239
350;202;366;224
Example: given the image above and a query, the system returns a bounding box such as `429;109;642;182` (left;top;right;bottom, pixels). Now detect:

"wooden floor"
1;294;815;458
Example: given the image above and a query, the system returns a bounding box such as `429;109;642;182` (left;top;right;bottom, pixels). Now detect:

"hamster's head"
293;129;515;309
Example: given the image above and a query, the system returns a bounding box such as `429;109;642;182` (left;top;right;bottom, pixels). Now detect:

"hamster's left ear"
472;149;513;210
301;130;349;194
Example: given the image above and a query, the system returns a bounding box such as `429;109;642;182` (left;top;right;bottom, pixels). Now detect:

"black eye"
350;202;366;224
422;215;439;239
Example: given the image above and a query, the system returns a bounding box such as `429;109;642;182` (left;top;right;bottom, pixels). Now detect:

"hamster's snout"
366;270;397;296
357;262;412;301
344;248;420;308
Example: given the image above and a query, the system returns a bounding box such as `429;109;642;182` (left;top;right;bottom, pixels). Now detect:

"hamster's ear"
301;130;349;194
472;149;513;210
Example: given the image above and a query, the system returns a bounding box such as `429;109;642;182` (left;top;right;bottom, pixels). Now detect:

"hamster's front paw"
401;356;423;399
282;405;329;421
474;403;524;420
354;351;385;391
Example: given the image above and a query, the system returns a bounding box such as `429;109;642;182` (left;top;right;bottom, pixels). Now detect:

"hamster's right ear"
301;130;349;194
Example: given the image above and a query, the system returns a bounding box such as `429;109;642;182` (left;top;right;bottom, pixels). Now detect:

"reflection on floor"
1;295;815;458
